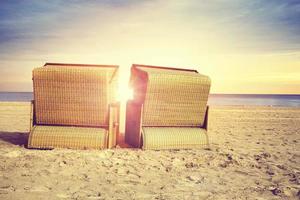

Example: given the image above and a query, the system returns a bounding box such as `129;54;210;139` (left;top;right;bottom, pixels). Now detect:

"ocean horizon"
0;92;299;107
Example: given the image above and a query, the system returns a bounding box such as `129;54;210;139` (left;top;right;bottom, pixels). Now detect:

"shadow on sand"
0;132;28;146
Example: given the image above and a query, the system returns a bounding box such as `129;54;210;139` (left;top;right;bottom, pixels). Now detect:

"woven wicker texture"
28;125;107;149
134;67;211;127
142;127;208;150
33;66;117;126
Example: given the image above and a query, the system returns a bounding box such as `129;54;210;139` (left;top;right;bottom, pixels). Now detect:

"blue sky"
0;0;299;93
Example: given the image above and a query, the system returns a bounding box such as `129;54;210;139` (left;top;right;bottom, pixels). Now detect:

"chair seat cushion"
142;127;208;150
28;125;107;149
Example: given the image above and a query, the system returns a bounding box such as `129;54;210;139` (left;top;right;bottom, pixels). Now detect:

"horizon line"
0;91;299;96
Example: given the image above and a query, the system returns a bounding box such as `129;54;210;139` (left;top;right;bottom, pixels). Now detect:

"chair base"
28;125;107;150
142;127;209;150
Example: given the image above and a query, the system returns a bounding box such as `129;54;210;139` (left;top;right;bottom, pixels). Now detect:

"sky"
0;0;299;94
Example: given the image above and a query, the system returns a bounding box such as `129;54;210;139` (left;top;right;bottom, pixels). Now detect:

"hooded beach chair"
28;63;119;150
125;64;211;150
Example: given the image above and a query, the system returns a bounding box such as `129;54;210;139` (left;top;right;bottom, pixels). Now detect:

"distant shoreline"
0;92;299;107
0;92;299;95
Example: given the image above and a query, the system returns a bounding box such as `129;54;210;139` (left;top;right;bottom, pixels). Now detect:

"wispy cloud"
0;0;299;93
1;0;299;55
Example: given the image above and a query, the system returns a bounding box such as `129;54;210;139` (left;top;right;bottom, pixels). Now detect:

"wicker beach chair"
28;63;119;150
125;64;211;150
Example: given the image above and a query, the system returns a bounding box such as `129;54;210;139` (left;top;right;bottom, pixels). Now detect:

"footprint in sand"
0;185;16;194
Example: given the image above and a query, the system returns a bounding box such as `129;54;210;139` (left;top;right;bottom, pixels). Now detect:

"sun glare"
117;83;134;103
115;66;134;103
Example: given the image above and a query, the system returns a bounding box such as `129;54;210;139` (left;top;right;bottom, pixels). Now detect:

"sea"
0;92;299;107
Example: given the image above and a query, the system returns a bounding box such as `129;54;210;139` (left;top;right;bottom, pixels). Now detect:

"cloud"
173;0;300;53
1;0;300;55
0;0;299;93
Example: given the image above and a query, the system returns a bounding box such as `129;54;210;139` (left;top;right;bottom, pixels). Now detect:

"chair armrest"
125;100;143;148
203;106;209;130
108;102;120;148
30;100;35;132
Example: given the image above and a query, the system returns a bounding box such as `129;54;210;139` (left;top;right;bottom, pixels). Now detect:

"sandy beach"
0;102;299;200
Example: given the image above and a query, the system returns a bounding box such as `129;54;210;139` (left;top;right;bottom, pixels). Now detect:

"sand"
0;102;299;200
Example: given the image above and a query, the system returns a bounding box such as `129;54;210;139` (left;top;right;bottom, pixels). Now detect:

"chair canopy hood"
33;63;118;127
130;64;211;127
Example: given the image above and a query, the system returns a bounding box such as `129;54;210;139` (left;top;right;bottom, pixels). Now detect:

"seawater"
0;92;299;107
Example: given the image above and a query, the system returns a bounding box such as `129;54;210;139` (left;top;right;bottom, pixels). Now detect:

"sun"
115;66;134;103
117;84;133;103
